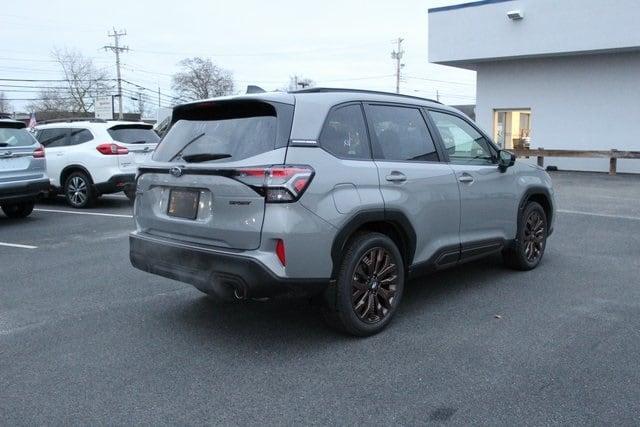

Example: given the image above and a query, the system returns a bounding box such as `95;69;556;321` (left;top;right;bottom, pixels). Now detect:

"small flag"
28;112;36;129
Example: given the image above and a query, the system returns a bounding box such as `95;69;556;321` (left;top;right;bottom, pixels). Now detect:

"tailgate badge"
169;166;183;177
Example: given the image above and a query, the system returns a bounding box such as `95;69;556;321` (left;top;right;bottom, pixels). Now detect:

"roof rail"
289;87;442;104
38;117;107;125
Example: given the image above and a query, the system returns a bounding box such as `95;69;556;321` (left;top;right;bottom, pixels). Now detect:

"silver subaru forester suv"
130;88;555;336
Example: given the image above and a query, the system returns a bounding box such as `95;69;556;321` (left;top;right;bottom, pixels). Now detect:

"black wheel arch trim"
330;209;417;279
518;186;554;236
60;165;94;187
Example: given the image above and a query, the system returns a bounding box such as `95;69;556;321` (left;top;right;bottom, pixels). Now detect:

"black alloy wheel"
352;247;399;324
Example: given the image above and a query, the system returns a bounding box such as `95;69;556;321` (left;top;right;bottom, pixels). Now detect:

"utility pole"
157;86;161;108
391;38;405;94
104;28;129;119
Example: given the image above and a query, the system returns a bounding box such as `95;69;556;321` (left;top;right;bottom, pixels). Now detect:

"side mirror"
498;150;516;172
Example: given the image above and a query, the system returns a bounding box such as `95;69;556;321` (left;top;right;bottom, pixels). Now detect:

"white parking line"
558;209;640;221
0;242;37;249
34;208;133;219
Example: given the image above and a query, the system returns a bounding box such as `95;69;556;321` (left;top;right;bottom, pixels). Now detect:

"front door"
427;110;519;258
364;103;461;268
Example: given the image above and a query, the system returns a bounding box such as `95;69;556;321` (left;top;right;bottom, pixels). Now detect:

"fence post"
537;147;544;168
609;149;618;175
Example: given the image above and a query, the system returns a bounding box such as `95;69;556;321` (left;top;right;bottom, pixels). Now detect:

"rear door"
0;124;42;183
35;128;69;187
427;109;519;251
107;124;160;166
134;100;293;250
363;103;461;268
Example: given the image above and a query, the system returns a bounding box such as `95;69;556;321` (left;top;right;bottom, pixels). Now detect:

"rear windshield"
108;126;160;145
0;128;37;147
153;101;283;163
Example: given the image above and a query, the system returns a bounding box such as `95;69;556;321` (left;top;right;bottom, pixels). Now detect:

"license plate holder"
167;189;200;220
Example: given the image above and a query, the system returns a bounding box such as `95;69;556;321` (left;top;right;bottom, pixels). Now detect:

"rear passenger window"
366;105;439;162
320;104;371;159
68;129;93;145
37;128;68;148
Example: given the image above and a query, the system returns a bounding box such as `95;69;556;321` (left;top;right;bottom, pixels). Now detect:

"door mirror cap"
498;150;516;172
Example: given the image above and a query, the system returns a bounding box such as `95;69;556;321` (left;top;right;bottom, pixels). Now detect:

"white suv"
34;119;159;208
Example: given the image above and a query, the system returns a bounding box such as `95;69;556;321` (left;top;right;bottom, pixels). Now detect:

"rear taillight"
233;165;314;203
275;239;286;266
96;143;129;155
33;145;45;158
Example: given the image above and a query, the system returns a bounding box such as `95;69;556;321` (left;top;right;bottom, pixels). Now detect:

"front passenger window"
429;111;495;165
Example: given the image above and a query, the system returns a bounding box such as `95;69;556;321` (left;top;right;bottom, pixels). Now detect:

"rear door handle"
458;173;474;184
385;172;407;183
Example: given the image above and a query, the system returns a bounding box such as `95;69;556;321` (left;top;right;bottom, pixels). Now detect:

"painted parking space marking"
558;209;640;221
34;208;133;219
0;242;38;249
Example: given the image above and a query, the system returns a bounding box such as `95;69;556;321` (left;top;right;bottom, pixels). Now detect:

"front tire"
503;201;548;270
64;172;95;209
2;201;35;218
323;232;405;336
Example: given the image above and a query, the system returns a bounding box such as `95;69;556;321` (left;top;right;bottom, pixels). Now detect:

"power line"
104;28;129;119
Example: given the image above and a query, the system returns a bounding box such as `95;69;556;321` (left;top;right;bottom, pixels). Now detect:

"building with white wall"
429;0;640;173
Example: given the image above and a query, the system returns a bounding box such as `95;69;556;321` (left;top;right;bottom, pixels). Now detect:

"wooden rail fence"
511;148;640;175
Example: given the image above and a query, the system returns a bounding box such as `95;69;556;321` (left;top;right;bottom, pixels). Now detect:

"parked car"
129;88;555;336
0;119;48;218
34;119;160;208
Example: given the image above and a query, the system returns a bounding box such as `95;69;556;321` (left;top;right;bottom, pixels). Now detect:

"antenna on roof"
246;85;266;94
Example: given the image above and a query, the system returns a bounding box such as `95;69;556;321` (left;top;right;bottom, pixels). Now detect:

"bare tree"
0;92;11;114
26;89;68;113
172;57;234;101
29;48;111;113
287;75;315;91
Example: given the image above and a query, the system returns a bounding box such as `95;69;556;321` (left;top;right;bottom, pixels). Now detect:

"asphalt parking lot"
1;171;639;425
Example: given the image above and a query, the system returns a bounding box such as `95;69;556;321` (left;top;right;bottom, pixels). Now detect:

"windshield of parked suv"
107;126;160;145
153;116;277;163
0;128;37;147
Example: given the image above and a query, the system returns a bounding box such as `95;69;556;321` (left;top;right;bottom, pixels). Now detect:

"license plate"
167;189;200;220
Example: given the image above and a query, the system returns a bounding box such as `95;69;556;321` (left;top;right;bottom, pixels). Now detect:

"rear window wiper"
170;132;206;161
182;153;232;163
0;142;9;147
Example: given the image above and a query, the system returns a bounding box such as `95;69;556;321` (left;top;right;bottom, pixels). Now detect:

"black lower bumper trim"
0;178;49;203
95;174;136;194
129;233;328;300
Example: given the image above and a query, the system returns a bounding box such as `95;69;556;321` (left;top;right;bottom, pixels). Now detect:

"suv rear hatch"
0;121;44;184
134;99;296;250
107;123;160;165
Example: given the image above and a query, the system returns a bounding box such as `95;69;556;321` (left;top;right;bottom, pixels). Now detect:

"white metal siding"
475;52;640;173
429;0;640;67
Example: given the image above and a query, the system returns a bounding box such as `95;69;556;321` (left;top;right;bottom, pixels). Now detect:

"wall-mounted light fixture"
507;10;524;20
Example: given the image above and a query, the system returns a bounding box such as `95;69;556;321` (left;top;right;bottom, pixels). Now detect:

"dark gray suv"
130;89;555;336
0;120;48;218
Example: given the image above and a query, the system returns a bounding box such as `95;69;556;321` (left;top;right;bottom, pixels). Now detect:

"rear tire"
503;201;548;271
322;232;405;336
64;171;95;209
1;201;35;218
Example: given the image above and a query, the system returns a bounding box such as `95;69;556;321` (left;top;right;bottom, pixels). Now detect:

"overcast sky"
1;0;477;115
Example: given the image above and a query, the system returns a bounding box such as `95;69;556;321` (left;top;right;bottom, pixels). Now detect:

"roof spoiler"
246;85;266;94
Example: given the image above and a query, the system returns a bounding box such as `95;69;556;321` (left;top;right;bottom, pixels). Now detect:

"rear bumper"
0;177;49;203
129;232;328;300
95;173;136;194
